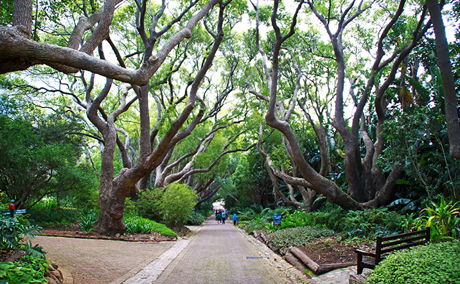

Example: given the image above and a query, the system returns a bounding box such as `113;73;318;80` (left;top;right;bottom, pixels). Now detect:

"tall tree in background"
425;0;460;159
250;0;432;209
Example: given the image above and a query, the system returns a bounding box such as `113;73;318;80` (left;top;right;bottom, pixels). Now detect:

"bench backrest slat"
379;229;428;241
381;240;428;254
380;234;428;249
375;228;430;257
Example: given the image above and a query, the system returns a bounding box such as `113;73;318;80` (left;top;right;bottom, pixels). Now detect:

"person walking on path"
232;213;238;226
216;211;222;224
221;211;226;224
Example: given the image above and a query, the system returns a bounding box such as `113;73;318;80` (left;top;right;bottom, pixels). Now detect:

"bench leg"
357;253;363;274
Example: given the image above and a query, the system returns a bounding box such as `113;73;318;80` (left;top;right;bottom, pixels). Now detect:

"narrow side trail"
154;218;306;284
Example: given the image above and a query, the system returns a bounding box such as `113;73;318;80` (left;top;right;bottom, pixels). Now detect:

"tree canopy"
0;0;458;233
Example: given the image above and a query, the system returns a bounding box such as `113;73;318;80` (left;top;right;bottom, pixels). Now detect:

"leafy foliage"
157;183;198;227
127;183;198;227
239;206;405;239
79;210;98;232
0;216;40;250
268;226;334;249
187;211;206;225
124;215;177;237
366;241;460;284
27;206;80;227
0;112;94;208
0;255;49;284
421;196;460;241
126;187;164;221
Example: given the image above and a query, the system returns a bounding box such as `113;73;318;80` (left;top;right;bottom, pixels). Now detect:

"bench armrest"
355;249;376;257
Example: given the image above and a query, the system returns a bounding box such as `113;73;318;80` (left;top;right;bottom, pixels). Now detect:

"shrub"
366;240;460;284
27;207;79;227
421;196;459;241
268;226;334;249
79;210;97;232
336;208;405;238
187;211;206;225
129;188;165;221
124;215;177;237
240;216;271;233
157;183;197;227
264;208;405;238
0;255;49;284
265;210;313;231
0;216;40;249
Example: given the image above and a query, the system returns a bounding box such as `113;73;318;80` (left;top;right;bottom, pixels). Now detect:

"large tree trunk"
95;120;127;233
426;0;460;159
13;0;33;37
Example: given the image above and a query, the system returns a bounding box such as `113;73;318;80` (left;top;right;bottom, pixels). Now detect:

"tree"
249;0;432;209
0;103;93;208
425;0;460;159
0;0;241;233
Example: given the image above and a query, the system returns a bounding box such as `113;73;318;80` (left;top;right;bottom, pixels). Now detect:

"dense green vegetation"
366;241;460;284
268;226;335;249
0;0;459;282
0;216;48;283
124;215;177;237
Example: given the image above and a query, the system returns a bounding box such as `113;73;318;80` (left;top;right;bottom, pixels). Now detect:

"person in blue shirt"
232;213;238;226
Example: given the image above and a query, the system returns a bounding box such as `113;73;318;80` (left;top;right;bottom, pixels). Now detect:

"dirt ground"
299;237;357;264
33;236;175;284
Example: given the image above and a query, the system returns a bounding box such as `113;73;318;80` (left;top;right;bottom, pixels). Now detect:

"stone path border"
236;227;310;284
121;239;190;284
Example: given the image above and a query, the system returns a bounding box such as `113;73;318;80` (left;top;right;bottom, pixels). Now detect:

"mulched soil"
298;237;372;264
0;249;26;263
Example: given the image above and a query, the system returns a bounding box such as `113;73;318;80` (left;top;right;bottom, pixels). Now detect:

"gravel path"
33;236;174;284
154;219;308;284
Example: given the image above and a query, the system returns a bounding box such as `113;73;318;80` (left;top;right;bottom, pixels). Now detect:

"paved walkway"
34;220;356;284
33;236;175;284
153;219;307;284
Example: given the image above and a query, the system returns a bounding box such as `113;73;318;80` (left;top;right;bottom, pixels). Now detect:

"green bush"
421;196;459;241
366;240;460;284
0;255;49;284
187;211;206;225
0;216;40;249
336;208;405;238
27;206;79;227
157;183;197;227
79;210;97;232
124;215;177;237
268;226;334;249
127;188;165;221
265;210;313;231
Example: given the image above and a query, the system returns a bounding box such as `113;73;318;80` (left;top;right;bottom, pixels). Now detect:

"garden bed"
298;237;357;264
40;229;177;242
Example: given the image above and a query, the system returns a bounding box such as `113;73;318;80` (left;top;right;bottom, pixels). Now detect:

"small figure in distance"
232;213;238;226
216;210;222;224
221;210;226;224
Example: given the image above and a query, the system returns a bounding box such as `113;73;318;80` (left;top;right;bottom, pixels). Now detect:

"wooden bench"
355;228;430;274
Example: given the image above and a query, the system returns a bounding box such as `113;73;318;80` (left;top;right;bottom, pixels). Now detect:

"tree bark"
13;0;33;37
426;0;460;159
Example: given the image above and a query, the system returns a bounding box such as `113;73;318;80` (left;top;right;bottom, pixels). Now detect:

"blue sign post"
273;213;282;226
